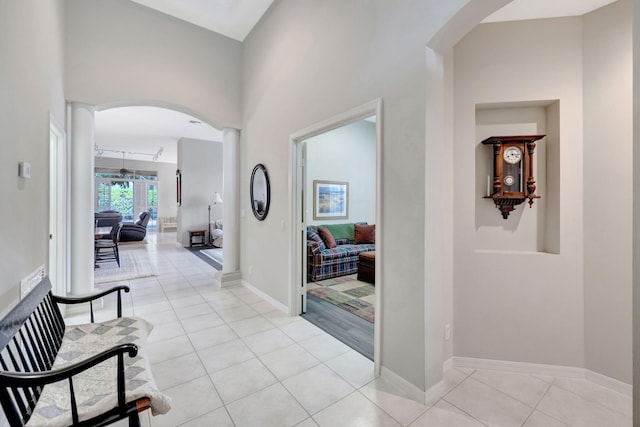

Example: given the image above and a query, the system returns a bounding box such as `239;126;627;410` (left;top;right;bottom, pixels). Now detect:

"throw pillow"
355;224;375;244
307;230;326;251
318;227;337;249
324;223;357;241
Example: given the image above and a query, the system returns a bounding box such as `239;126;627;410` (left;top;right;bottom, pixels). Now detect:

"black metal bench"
0;277;170;426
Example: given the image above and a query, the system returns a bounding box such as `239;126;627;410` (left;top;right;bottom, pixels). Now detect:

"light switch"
18;161;31;179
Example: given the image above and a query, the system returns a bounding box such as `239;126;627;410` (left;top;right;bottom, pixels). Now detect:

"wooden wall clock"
482;135;545;219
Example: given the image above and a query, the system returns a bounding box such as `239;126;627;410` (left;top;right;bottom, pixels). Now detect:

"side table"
188;230;206;247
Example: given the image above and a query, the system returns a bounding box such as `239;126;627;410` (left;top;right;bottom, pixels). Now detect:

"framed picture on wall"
313;180;348;220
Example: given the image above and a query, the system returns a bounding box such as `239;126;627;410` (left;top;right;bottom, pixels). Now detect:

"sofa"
120;211;151;242
95;211;122;228
307;222;375;282
210;220;223;248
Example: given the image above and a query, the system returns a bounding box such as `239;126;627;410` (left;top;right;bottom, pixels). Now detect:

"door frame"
288;99;383;373
49;115;67;297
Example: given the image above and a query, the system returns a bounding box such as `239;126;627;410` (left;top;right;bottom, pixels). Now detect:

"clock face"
503;146;522;164
504;175;515;186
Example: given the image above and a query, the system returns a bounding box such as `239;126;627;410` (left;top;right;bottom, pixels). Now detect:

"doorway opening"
93;104;225;248
290;100;382;370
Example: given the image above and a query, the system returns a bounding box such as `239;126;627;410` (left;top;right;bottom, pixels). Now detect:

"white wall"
0;0;65;314
64;0;243;130
305;120;376;226
242;0;469;391
453;2;633;384
94;157;178;221
453;17;586;369
177;138;223;246
583;0;632;383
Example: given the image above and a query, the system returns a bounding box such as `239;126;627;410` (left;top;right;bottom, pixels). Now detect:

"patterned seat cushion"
26;317;171;426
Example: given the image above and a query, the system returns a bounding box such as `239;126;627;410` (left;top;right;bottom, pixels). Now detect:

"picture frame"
313;180;349;220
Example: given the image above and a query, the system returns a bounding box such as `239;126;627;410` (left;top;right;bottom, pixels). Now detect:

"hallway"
64;233;631;427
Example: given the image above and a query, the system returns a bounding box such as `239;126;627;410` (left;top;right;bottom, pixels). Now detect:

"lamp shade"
214;192;223;204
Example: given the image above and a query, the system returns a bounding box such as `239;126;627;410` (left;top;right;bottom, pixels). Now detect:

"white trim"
586;369;633;398
453;357;584;378
289;100;382;142
380;366;430;404
49;114;67;300
241;280;289;313
442;357;454;372
373;100;383;377
216;271;241;288
288;99;383;375
424;380;446;406
451;357;632;398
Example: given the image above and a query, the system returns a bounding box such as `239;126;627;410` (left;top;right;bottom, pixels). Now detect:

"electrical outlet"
444;323;451;341
248;265;252;276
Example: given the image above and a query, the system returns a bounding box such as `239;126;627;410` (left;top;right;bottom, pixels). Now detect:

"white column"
69;103;95;295
218;128;241;286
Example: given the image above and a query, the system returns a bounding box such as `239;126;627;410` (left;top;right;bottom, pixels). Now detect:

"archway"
68;101;241;294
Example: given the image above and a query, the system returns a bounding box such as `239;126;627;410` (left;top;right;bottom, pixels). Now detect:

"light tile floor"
66;232;631;427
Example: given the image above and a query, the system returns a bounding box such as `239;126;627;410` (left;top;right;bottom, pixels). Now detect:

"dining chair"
95;222;123;267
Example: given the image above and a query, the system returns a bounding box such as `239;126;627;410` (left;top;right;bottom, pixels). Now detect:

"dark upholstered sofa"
95;211;122;228
307;222;375;282
120;211;151;242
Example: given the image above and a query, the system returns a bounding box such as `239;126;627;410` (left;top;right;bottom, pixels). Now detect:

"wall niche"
474;100;559;254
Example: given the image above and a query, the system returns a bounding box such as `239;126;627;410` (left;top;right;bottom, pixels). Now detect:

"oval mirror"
250;163;270;221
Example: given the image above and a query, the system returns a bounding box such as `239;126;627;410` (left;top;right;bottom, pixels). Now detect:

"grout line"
463;372;542;410
439;397;490;427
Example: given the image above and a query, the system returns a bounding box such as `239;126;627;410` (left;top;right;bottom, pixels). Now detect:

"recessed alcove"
475;100;560;254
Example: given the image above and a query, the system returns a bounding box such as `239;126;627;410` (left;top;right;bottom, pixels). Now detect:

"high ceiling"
96;0;619;165
129;0;274;42
483;0;617;23
95;107;221;164
128;0;618;35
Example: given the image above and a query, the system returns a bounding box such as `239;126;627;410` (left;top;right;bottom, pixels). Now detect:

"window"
95;169;159;230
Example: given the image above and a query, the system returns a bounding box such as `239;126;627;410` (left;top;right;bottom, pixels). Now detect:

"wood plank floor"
301;293;374;360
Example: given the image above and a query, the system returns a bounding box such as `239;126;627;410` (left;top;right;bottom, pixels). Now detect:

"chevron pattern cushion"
26;317;171;426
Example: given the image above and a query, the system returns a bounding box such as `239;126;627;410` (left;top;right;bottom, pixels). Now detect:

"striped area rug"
94;248;157;284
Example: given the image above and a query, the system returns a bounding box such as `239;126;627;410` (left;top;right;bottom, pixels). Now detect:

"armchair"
120;211;151;242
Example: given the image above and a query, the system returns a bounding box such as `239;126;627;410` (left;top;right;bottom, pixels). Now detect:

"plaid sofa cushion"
307;243;375;282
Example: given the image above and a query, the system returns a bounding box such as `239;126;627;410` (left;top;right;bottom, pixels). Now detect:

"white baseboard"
216;271;241;287
241;280;288;313
424;379;445;406
380;366;432;404
449;357;631;398
452;357;584;378
585;369;632;397
442;357;454;372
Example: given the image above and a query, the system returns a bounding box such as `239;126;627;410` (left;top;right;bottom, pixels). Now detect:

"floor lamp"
208;192;223;246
